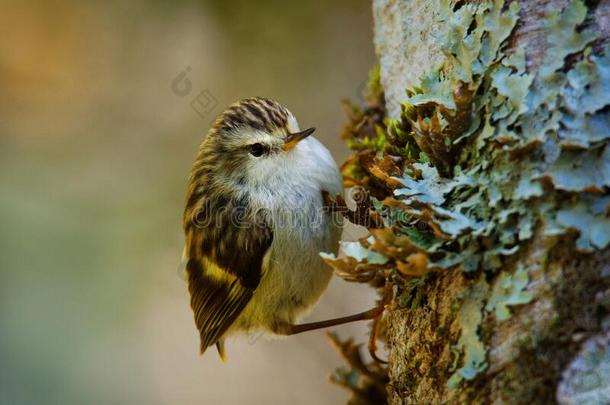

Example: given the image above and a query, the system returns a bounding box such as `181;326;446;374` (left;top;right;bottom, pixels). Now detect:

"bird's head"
192;97;316;187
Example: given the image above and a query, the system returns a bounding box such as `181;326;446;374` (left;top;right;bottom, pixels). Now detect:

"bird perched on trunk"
183;97;380;360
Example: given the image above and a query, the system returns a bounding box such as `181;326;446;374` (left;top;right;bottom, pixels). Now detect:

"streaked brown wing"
184;196;273;354
185;258;253;353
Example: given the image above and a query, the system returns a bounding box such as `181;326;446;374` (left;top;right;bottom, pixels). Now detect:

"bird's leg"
273;304;384;336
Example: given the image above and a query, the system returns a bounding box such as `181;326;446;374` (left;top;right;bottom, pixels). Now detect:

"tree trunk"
331;0;610;403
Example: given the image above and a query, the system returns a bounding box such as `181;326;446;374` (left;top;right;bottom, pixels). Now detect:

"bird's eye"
249;143;265;157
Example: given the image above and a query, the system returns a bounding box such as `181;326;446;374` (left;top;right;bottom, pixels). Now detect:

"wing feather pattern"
184;194;272;356
186;258;254;353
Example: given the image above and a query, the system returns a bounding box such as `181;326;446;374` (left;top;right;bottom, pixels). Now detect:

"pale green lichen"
386;0;609;275
486;264;533;321
320;238;390;265
539;0;597;79
337;0;609;390
547;147;610;192
448;277;489;389
549;198;610;251
345;238;389;265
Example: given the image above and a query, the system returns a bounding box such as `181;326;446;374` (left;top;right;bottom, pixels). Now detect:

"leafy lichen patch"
486;263;533;321
447;276;489;389
335;0;610;394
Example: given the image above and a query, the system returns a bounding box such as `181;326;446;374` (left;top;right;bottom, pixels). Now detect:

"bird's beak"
282;127;316;151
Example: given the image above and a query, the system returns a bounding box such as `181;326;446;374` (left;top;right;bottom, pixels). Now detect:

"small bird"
183;97;380;360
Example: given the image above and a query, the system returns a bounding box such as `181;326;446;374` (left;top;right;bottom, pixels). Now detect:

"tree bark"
354;0;610;403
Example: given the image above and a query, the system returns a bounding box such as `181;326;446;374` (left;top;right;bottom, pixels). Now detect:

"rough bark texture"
371;0;610;403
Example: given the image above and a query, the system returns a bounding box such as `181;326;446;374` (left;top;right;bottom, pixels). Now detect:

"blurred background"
0;0;377;404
